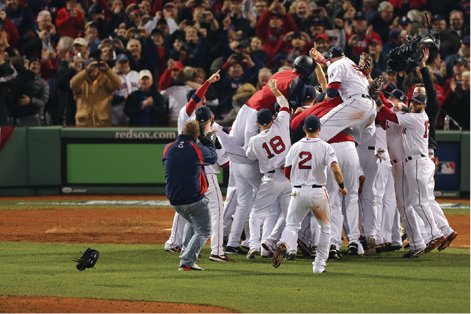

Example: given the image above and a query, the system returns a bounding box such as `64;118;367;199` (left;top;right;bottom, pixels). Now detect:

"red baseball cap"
172;61;184;71
315;33;329;42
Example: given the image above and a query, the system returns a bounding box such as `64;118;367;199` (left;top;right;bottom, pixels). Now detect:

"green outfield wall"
0;127;468;196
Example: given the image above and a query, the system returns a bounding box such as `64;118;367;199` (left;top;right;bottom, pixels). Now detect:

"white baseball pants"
357;149;378;239
223;164;238;237
375;163;396;244
165;212;186;250
206;173;225;256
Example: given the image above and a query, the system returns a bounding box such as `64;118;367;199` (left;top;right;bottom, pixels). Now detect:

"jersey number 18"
262;136;286;159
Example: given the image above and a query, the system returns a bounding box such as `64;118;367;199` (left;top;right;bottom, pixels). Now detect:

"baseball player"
245;79;292;259
376;92;446;255
165;70;221;253
194;106;234;262
309;46;376;143
273;115;348;273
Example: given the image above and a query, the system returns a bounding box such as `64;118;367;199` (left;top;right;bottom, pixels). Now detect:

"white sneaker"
246;248;260;259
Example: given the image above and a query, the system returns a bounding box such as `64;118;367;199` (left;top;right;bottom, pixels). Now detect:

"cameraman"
397;48;440;155
69;57;121;127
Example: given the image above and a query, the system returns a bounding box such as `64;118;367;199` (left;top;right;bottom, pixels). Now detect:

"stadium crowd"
0;0;468;129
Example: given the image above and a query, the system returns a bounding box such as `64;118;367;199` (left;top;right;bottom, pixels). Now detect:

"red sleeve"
221;62;231;71
279;107;290;114
291;106;315;130
158;68;172;92
376;112;388;130
256;10;271;40
380;92;393;108
366;32;382;46
152;0;163;14
100;0;113;20
284;165;291;180
3;18;19;47
55;9;68;28
185;80;211;115
388;0;402;9
327;82;340;90
220;162;229;168
56;8;84;30
282;13;297;33
379;105;399;124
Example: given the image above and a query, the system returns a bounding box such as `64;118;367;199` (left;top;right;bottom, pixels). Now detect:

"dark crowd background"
0;0;468;129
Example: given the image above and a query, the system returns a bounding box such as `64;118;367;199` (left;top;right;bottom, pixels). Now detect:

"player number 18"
262;136;286;159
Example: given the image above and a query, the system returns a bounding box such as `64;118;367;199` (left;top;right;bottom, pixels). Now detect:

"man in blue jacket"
162;120;218;271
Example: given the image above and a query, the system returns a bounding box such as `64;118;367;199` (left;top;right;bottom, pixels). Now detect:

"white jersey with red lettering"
327;57;370;99
177;105;195;134
284;137;338;186
246;110;291;173
396;111;429;157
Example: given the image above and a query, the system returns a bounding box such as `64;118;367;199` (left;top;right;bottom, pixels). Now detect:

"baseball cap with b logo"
257;109;273;126
304;115;321;132
195;106;212;123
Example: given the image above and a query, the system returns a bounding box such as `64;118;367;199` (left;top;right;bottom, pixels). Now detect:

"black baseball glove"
359;52;373;75
199;131;222;149
75;248;99;271
369;76;384;100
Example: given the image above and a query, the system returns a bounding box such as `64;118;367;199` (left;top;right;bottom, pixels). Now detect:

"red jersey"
246;69;302;113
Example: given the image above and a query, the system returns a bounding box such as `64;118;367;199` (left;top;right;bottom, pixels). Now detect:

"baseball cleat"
365;237;376;256
178;264;204;271
225;246;247;255
424;235;446;253
347;243;359;255
285;251;297;261
297;239;311;257
272;243;287;268
385;245;402;251
403;247;425;258
438;232;458;252
403;243;410;250
310;246;317;258
246;248;261;259
262;242;274;257
209;254;234;262
359;236;367;252
166;246;181;253
313;267;327;273
328;245;341;260
223;235;228;248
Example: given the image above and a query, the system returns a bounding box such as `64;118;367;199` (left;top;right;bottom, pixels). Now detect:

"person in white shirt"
112;54;139;126
272;115;348;273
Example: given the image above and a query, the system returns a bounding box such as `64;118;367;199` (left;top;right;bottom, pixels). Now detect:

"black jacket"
124;85;167;126
397;66;439;152
443;88;470;130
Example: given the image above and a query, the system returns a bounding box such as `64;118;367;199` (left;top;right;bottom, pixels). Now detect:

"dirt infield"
0;296;237;313
0;195;468;312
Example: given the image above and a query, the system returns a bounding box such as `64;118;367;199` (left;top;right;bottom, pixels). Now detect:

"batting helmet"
293;55;316;75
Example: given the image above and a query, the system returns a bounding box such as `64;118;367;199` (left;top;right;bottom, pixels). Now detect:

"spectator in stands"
432;15;461;56
159;59;184;91
307;17;325;41
21;10;60;59
382;28;406;58
126;38;152;72
84;21;101;52
6;0;34;36
256;67;271;90
27;0;62;23
7;56;46;126
292;0;312;32
426;50;447;85
345;11;382;62
252;0;268;21
383;67;397;84
249;36;267;67
69;57;121;126
407;9;423;35
443;58;469;98
55;0;84;39
88;3;108;40
368;38;386;78
227;0;250;34
72;37;88;58
370;2;395;44
274;30;312;58
445;36;470;77
442;71;470;130
314;33;330;54
362;0;378;22
124;69;166;126
217;53;257;115
144;3;178;35
112;53;139;126
398;16;412;35
256;3;297;59
449;10;470;40
216;82;257;126
0;10;20;48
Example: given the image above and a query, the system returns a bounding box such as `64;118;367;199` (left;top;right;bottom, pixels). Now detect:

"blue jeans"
172;197;211;266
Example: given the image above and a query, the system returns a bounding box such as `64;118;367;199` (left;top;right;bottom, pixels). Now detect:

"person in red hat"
345;11;382;62
159;59;184;91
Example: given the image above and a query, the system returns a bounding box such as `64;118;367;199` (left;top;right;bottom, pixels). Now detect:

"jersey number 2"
262;136;286;159
423;121;430;138
298;152;312;169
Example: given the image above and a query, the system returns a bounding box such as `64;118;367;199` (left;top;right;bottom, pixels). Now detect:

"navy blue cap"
389;27;402;40
257;108;273;126
186;88;198;102
353;11;367;20
315;92;325;104
463;36;470;44
304;115;321;132
116;53;129;63
85;57;98;67
454;57;469;68
399;16;411;25
303;86;317;100
328;46;344;59
409;92;427;105
432;14;445;22
311;17;324;26
29;57;39;63
195;106;212;122
382;82;396;97
391;89;407;102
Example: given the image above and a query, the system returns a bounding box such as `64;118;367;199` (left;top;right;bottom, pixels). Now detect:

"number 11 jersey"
284;137;338;186
246;109;291;174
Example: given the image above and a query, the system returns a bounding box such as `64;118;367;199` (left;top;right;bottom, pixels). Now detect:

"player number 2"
298;152;312;169
423;121;430;138
262;136;286;159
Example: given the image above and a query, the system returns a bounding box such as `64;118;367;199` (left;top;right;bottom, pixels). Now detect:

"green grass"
0;242;469;313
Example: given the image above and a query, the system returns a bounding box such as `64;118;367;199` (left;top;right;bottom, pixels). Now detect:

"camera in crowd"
387;29;441;73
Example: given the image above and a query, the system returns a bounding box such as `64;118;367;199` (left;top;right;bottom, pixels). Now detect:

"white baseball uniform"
395;110;443;241
357;123;378;244
278;137;337;273
246;105;292;251
113;70;139;126
319;57;376;142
